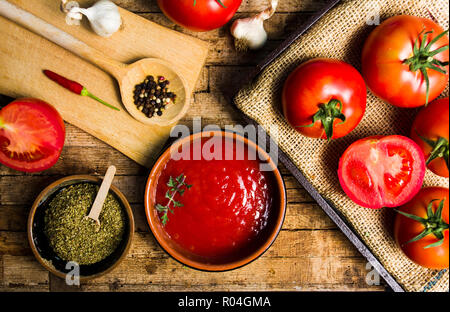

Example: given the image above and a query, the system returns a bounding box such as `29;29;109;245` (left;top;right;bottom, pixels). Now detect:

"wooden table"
0;0;387;292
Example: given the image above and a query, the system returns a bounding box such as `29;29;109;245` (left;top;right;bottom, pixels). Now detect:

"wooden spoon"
86;165;117;227
0;1;190;126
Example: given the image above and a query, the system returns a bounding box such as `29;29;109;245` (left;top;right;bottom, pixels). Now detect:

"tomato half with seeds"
394;187;449;269
338;135;426;209
362;15;449;107
411;98;449;178
282;58;367;140
0;98;65;172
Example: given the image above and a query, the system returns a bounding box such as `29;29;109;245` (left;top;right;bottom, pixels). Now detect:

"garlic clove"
62;0;82;25
231;17;267;51
82;1;122;37
230;0;278;52
62;0;122;37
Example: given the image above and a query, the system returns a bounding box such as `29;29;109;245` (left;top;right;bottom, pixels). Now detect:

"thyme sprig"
156;174;192;226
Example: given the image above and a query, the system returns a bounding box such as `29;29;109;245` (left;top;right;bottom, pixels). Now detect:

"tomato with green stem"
362;15;449;107
0;98;65;172
394;187;449;269
157;0;242;32
411;98;449;178
282;58;367;140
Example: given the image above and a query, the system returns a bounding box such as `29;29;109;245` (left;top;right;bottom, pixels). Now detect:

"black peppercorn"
133;75;177;118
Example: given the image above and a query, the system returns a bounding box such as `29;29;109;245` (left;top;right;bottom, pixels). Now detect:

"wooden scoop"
0;1;190;126
86;165;117;227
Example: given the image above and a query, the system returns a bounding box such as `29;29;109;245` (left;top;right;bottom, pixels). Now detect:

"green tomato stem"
216;0;227;8
296;99;346;141
403;29;449;105
417;133;450;171
395;199;449;249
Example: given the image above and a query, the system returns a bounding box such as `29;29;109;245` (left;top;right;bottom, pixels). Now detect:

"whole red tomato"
157;0;242;32
394;187;449;269
282;58;367;140
362;15;449;108
411;98;449;178
0;98;65;172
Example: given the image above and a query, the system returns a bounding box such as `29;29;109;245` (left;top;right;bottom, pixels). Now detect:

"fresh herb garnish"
156;174;192;226
193;0;227;8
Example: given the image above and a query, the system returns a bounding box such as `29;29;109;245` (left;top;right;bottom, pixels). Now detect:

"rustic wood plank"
49;274;82;292
205;39;284;65
80;257;385;291
195;67;209;92
0;205;28;232
0;255;49;292
0;231;385;291
187;92;245;124
78;231;385;291
0;255;3;288
0;231;31;256
284;203;336;230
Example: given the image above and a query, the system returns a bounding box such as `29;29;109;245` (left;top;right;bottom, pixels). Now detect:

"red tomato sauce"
154;135;279;260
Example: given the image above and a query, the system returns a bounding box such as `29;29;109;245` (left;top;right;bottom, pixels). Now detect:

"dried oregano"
44;183;125;265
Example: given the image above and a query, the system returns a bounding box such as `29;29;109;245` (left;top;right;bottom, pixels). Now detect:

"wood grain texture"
0;0;208;167
0;1;387;292
0;232;383;292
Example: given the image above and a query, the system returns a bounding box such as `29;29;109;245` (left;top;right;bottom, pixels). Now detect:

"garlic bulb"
230;0;278;52
61;0;122;37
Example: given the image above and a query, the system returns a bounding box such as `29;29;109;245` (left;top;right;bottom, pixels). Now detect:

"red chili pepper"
43;70;120;111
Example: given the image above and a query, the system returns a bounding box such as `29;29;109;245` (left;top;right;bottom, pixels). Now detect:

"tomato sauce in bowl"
145;131;286;270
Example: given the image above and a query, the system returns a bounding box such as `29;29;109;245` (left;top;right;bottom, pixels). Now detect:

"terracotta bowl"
27;175;135;281
145;130;287;271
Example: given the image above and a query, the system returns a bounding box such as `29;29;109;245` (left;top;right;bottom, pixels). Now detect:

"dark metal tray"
231;0;404;292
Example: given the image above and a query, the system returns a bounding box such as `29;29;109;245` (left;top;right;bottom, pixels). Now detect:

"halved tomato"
0;98;65;172
338;135;426;209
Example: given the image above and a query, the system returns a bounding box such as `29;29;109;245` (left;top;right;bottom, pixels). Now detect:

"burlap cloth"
234;0;449;292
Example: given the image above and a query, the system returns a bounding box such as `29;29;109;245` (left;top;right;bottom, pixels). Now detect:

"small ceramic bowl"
27;175;135;281
145;130;287;271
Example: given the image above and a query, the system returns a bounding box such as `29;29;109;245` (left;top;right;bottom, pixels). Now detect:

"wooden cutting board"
0;0;209;167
